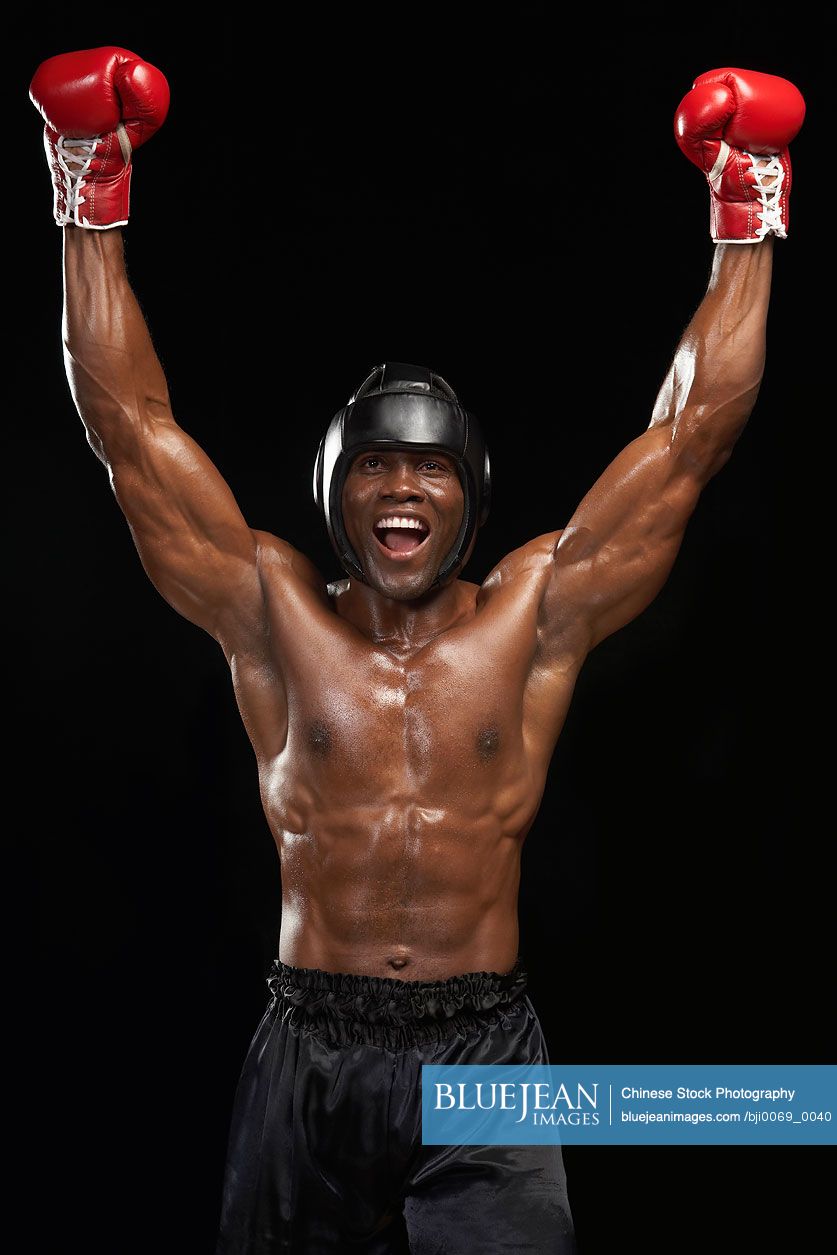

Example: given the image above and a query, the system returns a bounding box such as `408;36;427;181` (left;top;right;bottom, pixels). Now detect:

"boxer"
30;48;804;1255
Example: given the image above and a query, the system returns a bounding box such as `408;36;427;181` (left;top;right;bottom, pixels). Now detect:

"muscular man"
30;49;804;1255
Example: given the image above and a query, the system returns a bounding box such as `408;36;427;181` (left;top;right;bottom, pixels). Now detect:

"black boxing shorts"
215;956;577;1254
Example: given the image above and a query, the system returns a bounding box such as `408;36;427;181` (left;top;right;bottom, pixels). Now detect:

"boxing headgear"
313;362;491;587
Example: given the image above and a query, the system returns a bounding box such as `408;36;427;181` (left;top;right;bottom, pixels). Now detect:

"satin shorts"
216;956;576;1253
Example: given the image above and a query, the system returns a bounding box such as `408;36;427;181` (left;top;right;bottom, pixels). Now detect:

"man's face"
341;447;465;600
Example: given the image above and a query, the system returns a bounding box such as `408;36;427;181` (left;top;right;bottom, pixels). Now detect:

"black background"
14;8;832;1253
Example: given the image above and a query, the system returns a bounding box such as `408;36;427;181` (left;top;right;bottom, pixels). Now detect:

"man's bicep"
542;428;703;652
551;517;691;650
108;419;265;639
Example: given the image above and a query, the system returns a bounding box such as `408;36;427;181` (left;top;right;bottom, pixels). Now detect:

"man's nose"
380;462;424;500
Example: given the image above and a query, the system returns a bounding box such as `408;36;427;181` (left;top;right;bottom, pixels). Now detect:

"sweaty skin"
61;225;774;979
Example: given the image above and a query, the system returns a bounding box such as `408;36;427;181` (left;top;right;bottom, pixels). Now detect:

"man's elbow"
84;426;107;465
670;392;758;483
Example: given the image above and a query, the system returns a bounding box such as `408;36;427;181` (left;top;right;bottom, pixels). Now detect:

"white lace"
54;134;100;221
748;152;786;238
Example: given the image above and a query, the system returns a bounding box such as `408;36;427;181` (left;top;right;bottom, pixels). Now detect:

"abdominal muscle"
272;797;527;981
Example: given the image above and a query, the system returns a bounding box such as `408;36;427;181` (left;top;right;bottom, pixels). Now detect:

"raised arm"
539;66;804;663
30;46;290;656
540;236;774;657
62;225;266;649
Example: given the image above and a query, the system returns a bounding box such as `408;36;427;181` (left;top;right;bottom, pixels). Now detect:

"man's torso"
222;529;584;978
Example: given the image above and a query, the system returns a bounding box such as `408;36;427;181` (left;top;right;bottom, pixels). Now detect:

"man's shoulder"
252;530;329;597
480;530;564;592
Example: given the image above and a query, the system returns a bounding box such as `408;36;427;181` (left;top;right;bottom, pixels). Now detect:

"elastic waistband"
266;956;529;1049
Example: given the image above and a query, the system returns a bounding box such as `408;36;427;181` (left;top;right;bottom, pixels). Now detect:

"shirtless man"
30;47;804;1255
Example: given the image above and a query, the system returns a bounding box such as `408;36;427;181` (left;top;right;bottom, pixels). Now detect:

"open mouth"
372;515;431;560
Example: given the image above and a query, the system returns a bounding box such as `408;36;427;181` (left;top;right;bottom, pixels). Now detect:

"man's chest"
284;636;524;779
239;559;579;772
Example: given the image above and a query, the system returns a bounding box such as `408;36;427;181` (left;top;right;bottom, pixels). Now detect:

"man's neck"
331;576;478;652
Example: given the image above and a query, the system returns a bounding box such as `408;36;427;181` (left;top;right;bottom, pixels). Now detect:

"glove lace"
55;135;100;222
749;152;786;238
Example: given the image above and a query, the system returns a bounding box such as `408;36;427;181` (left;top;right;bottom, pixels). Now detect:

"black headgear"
313;362;491;587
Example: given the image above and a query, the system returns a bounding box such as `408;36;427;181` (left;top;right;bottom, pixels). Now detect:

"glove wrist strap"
48;125;131;229
708;141;789;243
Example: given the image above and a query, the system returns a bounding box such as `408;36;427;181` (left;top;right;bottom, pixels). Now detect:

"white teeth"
376;517;428;531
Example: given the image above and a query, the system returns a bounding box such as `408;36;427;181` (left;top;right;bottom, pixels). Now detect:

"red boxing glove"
674;67;805;243
29;46;170;229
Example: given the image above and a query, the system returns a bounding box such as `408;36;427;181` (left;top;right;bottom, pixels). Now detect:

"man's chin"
361;555;442;602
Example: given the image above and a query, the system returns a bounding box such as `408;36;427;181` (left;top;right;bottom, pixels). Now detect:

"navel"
387;945;412;972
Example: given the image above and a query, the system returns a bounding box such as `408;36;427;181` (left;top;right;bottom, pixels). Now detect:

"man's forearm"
62;226;173;464
650;238;775;474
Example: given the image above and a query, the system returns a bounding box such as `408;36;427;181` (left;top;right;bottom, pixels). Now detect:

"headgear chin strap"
313;362;491;588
